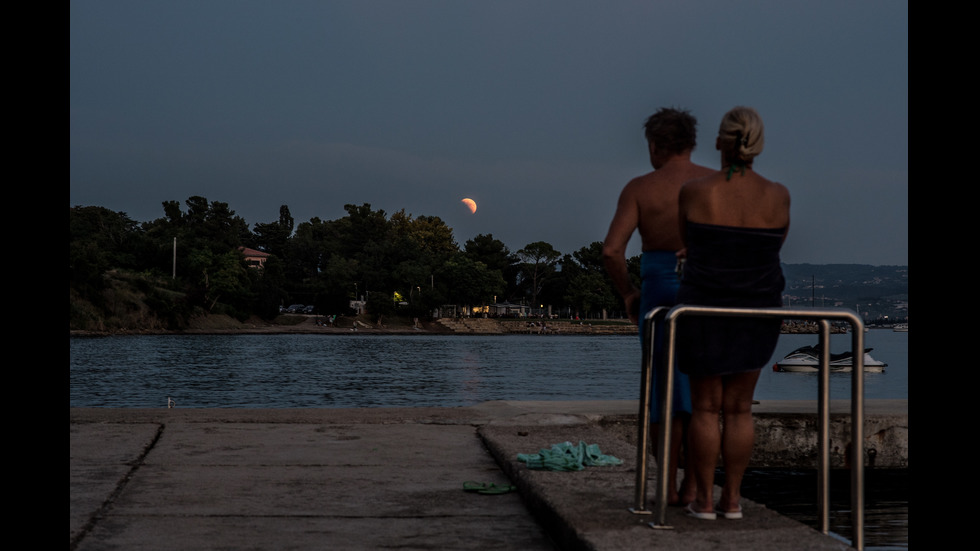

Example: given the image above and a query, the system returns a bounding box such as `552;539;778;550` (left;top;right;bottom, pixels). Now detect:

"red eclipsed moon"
461;198;477;214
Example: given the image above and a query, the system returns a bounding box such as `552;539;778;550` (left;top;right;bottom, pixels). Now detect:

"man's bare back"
602;150;712;319
626;156;715;251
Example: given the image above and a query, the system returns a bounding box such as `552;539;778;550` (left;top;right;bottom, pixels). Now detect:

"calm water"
756;329;908;402
70;329;907;549
738;468;908;550
70;330;907;408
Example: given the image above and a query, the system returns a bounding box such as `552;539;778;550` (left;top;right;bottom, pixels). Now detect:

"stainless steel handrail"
630;306;669;517
631;305;865;550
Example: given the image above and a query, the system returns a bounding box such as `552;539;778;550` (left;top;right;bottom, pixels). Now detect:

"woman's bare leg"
718;370;761;512
688;375;723;513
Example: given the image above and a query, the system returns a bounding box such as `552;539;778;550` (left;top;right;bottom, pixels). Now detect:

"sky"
70;1;908;266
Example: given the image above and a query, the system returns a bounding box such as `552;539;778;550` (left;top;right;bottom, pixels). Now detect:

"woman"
676;106;790;520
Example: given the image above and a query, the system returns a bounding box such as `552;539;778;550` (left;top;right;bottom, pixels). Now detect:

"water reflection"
70;332;907;408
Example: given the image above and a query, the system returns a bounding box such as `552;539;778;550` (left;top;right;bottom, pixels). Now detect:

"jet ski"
774;345;886;373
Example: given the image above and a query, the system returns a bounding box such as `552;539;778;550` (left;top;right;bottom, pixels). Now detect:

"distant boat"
893;323;908;332
774;345;887;373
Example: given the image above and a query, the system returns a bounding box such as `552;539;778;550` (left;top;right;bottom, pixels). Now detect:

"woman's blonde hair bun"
719;106;765;163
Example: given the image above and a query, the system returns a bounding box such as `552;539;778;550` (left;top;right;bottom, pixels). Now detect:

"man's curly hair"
643;108;698;155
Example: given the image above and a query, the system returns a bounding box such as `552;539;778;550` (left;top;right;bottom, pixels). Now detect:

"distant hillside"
781;264;907;321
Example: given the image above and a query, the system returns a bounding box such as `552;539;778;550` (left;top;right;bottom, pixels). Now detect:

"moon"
461;198;477;214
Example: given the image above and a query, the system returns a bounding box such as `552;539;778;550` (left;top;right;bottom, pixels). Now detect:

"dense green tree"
279;204;462;317
571;241;606;272
560;242;627;318
143;196;251;276
397;213;457;260
438;254;505;308
70;206;143;266
564;272;615;318
337;203;389;258
516;241;561;307
464;233;518;301
289;216;338;281
387;211;458;312
70;206;146;295
186;249;252;315
463;234;511;269
175;196;251;252
251;205;294;259
138;197;254;313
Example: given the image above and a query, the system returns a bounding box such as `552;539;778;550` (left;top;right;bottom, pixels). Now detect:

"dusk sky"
70;1;908;266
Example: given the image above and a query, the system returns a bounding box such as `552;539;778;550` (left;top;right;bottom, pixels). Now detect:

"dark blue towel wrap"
677;222;786;377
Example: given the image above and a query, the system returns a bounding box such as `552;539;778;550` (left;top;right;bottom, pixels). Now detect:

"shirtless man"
602;107;713;506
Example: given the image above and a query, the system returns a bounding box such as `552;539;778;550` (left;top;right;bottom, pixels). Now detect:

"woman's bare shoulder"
754;171;786;189
766;179;791;203
760;179;791;226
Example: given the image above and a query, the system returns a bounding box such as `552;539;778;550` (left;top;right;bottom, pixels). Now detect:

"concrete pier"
71;400;906;550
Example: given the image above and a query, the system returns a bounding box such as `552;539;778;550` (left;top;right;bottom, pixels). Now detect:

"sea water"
69;330;907;408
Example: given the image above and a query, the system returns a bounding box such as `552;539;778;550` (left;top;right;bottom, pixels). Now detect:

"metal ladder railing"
630;305;865;550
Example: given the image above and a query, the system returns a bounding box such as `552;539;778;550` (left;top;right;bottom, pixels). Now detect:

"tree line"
70;196;640;326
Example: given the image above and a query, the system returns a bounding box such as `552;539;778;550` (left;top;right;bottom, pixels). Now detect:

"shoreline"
69;315;899;338
69;314;640;337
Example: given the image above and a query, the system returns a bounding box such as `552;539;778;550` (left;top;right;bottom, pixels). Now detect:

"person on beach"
602;107;713;506
676;106;790;520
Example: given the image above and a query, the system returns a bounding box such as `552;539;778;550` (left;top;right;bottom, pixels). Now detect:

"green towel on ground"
517;440;623;471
